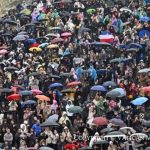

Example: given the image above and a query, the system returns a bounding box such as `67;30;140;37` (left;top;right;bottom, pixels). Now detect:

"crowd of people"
0;0;150;149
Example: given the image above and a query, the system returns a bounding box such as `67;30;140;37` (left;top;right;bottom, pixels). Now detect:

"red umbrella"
0;49;8;55
51;37;64;44
64;143;79;150
30;43;40;48
67;81;81;86
0;46;9;50
61;32;72;37
142;87;150;92
92;117;108;126
7;94;21;101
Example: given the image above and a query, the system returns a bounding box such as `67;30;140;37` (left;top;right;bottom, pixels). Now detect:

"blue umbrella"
22;100;36;106
131;97;148;105
46;114;59;122
139;30;150;38
91;85;107;92
27;38;36;44
100;30;111;35
49;83;63;88
118;44;127;49
91;42;112;47
20;90;33;96
113;88;126;97
128;43;142;49
140;17;150;22
103;81;116;87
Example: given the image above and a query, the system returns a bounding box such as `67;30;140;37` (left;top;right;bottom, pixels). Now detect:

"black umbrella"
41;120;59;127
49;75;60;79
28;72;41;77
100;127;115;133
3;20;17;25
79;148;93;150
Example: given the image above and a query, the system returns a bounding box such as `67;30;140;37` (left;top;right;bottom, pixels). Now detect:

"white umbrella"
104;131;126;139
130;133;148;140
138;68;150;73
119;127;136;134
120;7;132;13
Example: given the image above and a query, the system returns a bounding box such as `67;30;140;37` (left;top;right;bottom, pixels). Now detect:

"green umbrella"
86;8;96;14
106;90;121;99
68;106;83;114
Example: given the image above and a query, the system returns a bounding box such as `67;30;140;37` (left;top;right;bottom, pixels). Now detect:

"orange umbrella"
142;87;150;92
7;94;21;101
35;95;50;101
67;81;81;87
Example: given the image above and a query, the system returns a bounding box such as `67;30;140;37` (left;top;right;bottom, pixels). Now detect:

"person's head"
6;128;10;133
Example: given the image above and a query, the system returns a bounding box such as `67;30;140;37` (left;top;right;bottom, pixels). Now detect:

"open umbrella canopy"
142;87;150;92
61;32;72;37
110;58;123;63
20;9;31;15
139;29;150;38
5;66;19;71
46;114;59;122
92;117;108;126
130;133;148;139
67;81;81;86
91;42;112;47
41;120;59;127
68;106;83;114
21;100;37;106
3;19;17;25
28;72;41;77
140;16;150;22
131;97;148;105
47;44;59;49
27;38;36;44
51;37;64;44
138;68;150;73
128;43;142;49
7;94;21;101
29;47;42;52
39;147;54;150
120;7;132;13
110;118;126;127
0;88;13;93
38;43;49;48
113;88;126;97
0;49;8;55
126;48;139;52
19;90;33;96
31;89;43;95
61;89;76;93
13;35;28;41
100;127;115;133
35;95;50;101
104;131;126;138
119;127;136;134
103;81;116;87
106;90;121;99
91;85;107;92
49;83;63;88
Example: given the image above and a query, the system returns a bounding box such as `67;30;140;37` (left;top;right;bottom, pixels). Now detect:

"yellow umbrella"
47;44;59;49
21;9;31;15
29;47;42;52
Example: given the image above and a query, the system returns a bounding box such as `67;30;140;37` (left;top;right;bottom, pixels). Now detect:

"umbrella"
19;90;33;96
60;73;72;77
139;29;150;38
145;147;150;150
104;131;126;138
100;127;115;133
140;16;150;22
51;37;64;44
0;88;13;93
131;97;148;105
47;44;59;49
79;148;93;150
22;100;36;106
98;34;114;43
30;43;40;48
27;39;36;44
120;7;132;13
0;46;9;50
28;72;41;77
130;133;148;139
0;49;8;55
31;89;43;95
68;106;83;114
46;33;58;38
13;35;28;41
119;127;136;134
29;47;42;52
49;83;63;88
50;27;61;30
61;89;76;93
110;118;126;127
35;95;50;101
106;90;121;99
128;43;142;49
17;31;28;35
92;117;108;126
61;32;72;37
49;75;60;79
142;120;150;127
7;94;21;101
118;44;127;49
91;42;112;47
103;81;116;87
86;8;96;14
3;19;17;25
36;37;48;42
80;27;91;32
38;43;49;48
110;58;123;63
20;9;31;15
126;48;139;52
91;85;107;92
39;147;54;150
5;67;19;71
142;87;150;92
46;114;59;122
113;88;126;97
138;68;150;73
41;120;59;127
67;81;81;86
